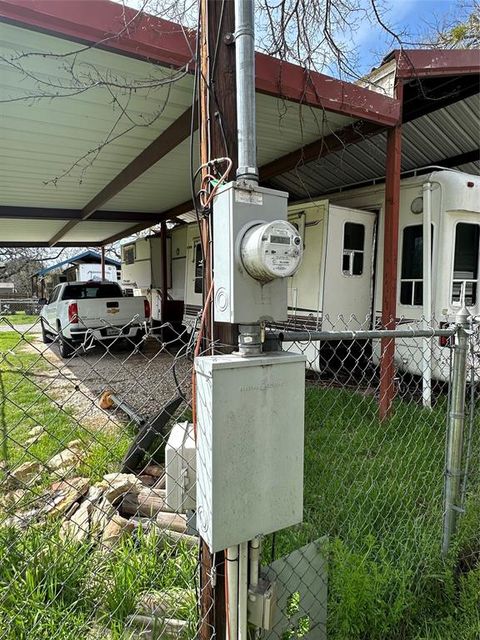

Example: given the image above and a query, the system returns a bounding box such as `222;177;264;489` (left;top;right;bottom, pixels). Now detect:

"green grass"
0;523;197;640
0;331;198;638
0;331;132;485
274;384;480;640
1;311;39;325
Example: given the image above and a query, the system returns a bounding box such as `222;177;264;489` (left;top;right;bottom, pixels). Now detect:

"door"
322;206;376;329
46;285;61;329
288;205;326;328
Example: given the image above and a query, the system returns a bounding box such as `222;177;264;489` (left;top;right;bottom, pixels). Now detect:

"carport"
0;0;479;417
0;0;400;251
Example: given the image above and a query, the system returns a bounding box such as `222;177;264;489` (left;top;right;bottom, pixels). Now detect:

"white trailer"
120;229;187;328
285;169;480;379
77;263;117;283
120;170;480;378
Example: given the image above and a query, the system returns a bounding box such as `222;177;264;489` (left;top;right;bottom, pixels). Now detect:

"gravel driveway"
30;333;193;426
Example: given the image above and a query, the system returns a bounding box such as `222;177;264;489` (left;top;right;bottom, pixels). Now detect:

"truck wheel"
40;319;53;344
58;325;74;358
130;330;146;351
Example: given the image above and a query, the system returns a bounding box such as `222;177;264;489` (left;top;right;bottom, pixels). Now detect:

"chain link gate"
0;311;479;640
262;313;480;640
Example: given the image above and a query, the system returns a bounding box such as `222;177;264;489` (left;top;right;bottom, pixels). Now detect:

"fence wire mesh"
0;312;205;640
0;310;479;640
265;313;480;640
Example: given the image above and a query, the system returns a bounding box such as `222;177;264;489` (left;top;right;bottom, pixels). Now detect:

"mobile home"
121;169;480;378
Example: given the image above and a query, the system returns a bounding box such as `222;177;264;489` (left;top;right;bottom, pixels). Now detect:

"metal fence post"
442;307;470;557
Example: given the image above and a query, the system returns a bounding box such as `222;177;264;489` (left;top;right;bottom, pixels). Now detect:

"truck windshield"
62;283;122;300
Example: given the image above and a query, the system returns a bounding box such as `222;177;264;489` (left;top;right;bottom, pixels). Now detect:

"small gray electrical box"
165;422;196;513
195;351;306;553
212;182;289;324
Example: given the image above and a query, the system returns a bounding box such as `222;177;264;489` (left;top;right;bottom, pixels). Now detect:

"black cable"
189;1;206;262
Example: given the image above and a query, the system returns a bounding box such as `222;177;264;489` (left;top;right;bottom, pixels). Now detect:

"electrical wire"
191;279;215;438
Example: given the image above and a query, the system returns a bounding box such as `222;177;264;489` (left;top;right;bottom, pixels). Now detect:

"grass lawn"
1;311;40;325
274;384;480;640
0;331;131;483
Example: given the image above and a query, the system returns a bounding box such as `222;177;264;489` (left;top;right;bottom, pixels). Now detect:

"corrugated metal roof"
0;23;193;210
0;20;360;243
35;250;120;276
269;93;480;199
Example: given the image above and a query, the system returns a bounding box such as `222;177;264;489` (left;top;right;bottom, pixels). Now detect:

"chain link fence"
0;298;42;317
265;313;480;640
0;310;479;639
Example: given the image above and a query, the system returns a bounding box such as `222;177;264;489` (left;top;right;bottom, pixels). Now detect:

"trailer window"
451;223;479;306
123;244;135;265
194;242;203;294
400;225;434;306
342;223;365;276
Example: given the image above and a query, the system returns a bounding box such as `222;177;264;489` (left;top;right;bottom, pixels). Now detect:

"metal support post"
379;110;402;421
422;181;433;408
101;246;106;280
442;308;470;557
160;220;168;324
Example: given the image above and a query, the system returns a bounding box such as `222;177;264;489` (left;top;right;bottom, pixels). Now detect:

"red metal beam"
0;0;400;126
0;0;195;69
379;84;403;422
394;49;480;78
255;53;400;126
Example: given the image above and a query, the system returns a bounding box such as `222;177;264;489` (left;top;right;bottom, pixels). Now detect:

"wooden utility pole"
209;0;238;351
198;1;237;638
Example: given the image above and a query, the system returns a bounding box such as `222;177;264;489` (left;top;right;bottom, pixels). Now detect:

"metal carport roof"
0;0;400;246
0;0;400;247
0;1;478;247
34;250;120;277
265;50;480;198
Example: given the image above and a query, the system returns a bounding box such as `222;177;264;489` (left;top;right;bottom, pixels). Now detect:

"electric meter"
240;220;303;283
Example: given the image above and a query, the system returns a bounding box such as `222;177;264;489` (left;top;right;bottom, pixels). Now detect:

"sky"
354;0;460;74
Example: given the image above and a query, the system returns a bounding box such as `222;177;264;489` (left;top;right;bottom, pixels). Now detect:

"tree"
424;0;479;49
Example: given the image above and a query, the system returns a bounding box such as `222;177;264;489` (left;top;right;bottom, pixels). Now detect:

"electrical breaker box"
212;182;289;324
165;422;196;513
195;351;306;553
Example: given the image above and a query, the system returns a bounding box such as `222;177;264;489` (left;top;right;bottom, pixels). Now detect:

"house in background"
0;282;15;298
32;250;121;298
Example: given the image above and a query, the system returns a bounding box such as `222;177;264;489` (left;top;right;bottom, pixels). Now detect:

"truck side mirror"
38;298;48;306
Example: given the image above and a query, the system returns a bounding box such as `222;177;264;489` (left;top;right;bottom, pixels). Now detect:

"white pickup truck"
40;281;150;357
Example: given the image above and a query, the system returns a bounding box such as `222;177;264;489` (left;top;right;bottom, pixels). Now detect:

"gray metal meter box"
195;351;306;553
165;422;196;512
212;182;289;324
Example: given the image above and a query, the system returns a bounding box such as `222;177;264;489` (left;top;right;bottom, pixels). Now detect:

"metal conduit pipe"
249;537;261;588
271;328;456;343
234;0;258;183
238;541;249;639
226;545;239;640
238;323;262;355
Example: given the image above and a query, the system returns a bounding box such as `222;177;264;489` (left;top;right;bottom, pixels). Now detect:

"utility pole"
198;1;237;637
